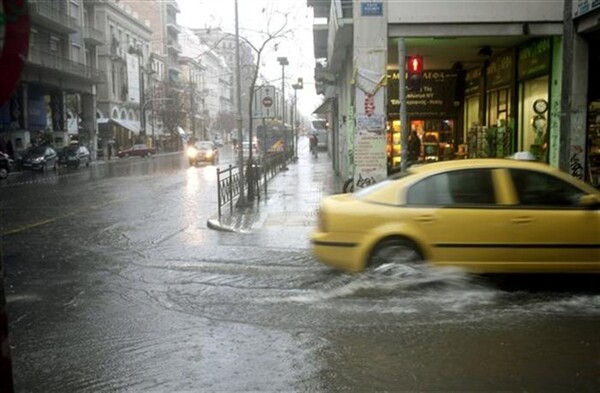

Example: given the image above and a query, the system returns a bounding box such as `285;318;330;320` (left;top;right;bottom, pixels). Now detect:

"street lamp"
234;0;247;206
277;57;288;124
292;77;303;159
277;57;288;169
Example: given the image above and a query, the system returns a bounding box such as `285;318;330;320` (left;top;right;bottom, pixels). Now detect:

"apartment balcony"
27;48;106;83
83;26;105;46
29;0;79;34
167;23;181;35
167;40;182;54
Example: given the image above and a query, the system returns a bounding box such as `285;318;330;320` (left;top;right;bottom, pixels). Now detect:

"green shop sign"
518;38;551;80
486;51;513;90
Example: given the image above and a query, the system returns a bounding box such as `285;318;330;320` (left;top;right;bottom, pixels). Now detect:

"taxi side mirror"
579;194;600;210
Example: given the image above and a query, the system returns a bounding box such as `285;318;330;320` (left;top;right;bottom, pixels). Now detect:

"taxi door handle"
415;214;437;223
511;217;533;224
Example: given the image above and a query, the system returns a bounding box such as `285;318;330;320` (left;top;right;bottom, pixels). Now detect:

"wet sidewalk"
207;137;341;234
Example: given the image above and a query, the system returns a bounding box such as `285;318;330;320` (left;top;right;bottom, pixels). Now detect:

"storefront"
585;38;600;186
517;38;552;162
463;67;482;158
573;0;600;186
476;49;515;159
387;69;461;171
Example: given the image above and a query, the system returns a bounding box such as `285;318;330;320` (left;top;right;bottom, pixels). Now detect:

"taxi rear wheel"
368;238;423;270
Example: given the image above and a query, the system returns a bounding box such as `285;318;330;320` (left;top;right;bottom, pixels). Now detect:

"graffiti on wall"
569;145;584;180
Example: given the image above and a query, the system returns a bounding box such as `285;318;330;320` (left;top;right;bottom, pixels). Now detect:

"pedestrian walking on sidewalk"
309;133;318;158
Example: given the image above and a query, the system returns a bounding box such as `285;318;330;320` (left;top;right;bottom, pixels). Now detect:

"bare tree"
241;9;292;149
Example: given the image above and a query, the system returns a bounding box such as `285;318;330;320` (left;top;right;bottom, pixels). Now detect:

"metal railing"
29;0;79;32
217;164;242;218
216;150;293;218
27;48;105;82
83;26;105;44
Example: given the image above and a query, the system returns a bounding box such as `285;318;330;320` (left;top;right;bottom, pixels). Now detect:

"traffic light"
297;78;303;89
406;55;424;91
407;55;423;76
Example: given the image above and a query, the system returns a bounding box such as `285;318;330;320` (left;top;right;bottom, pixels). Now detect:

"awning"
176;126;188;137
97;118;141;134
312;98;334;116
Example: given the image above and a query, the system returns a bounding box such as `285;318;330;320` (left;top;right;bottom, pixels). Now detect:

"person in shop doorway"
408;127;421;164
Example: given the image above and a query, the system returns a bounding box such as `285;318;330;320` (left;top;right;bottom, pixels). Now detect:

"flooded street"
2;148;599;392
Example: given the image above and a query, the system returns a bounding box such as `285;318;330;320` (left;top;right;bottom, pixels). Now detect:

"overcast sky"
178;0;322;117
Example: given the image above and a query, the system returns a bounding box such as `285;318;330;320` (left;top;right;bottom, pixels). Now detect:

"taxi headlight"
186;146;198;158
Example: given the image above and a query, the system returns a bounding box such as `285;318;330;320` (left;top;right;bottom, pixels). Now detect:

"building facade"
179;28;207;140
308;0;598;188
570;0;600;187
94;0;153;150
192;28;255;137
0;0;104;156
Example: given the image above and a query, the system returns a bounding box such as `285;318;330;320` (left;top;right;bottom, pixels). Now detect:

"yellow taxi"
310;159;600;273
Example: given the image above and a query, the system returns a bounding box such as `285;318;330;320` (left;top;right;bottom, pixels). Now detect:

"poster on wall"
354;114;387;189
354;68;387;189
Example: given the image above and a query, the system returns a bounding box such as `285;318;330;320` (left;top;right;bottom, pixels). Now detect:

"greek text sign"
361;2;383;16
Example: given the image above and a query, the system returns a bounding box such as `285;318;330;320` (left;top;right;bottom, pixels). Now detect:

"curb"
206;218;235;232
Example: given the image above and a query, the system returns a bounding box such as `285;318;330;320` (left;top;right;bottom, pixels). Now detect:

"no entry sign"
253;85;275;119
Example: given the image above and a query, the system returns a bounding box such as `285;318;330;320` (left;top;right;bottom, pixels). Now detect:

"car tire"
0;167;8;179
368;237;423;270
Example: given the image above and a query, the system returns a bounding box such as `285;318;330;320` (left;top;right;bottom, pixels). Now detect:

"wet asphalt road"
1;146;599;392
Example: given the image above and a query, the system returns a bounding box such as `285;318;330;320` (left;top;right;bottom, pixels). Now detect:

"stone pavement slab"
207;138;341;233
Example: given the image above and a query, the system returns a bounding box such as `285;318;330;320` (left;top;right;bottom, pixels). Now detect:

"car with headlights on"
21;145;59;172
187;141;218;166
58;144;91;168
117;144;156;158
310;159;600;274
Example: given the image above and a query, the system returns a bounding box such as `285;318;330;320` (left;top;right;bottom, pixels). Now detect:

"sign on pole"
253;85;275;119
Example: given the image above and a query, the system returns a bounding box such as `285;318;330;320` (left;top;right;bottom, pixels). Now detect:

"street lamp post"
234;0;247;206
277;57;288;169
292;77;303;159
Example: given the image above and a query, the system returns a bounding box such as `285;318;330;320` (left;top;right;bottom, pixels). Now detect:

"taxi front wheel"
368;238;423;270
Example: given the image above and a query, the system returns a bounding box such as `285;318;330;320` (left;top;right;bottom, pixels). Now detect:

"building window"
111;63;116;96
50;36;60;52
30;28;37;51
486;88;511;128
72;44;82;63
69;1;80;22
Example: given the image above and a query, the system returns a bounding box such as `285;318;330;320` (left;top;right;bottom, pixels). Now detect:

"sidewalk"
207;137;342;233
